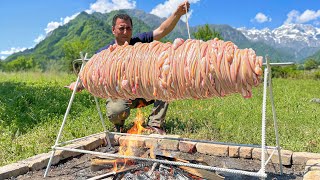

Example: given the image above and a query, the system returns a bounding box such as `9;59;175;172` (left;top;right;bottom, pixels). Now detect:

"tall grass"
0;72;319;166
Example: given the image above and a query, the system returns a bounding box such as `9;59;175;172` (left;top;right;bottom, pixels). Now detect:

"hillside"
305;49;320;63
5;10;152;63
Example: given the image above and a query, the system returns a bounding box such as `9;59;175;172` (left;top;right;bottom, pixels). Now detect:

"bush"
314;70;320;80
304;59;318;70
271;65;320;79
271;65;299;78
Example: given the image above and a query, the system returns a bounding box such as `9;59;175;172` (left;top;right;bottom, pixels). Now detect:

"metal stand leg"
44;53;87;177
267;60;283;175
93;97;112;149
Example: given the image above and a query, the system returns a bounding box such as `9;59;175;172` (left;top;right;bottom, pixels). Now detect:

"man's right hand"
175;0;190;17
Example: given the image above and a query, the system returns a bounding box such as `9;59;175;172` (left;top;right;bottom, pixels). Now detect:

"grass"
0;71;319;166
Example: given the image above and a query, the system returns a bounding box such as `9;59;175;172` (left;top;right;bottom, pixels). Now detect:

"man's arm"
153;1;190;41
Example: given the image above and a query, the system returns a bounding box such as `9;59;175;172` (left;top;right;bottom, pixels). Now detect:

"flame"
127;108;145;134
112;161;117;172
113;109;146;172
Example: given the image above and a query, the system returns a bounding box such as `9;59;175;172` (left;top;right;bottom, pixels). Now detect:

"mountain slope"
306;49;320;63
5;10;152;64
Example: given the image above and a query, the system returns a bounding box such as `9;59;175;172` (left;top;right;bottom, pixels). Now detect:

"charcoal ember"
122;172;136;180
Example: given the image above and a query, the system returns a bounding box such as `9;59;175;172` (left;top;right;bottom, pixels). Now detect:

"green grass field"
0;71;319;166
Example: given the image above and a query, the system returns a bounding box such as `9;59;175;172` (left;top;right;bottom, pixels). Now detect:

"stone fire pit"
1;132;320;179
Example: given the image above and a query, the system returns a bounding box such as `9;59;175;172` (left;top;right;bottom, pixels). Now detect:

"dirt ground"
14;146;305;180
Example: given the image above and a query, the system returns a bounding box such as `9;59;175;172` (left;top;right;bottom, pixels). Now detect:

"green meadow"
0;71;319;166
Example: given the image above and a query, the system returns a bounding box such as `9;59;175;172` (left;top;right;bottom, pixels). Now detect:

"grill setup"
44;52;294;179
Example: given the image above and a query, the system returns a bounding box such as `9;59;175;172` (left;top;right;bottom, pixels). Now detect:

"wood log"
91;158;134;166
91;157;135;172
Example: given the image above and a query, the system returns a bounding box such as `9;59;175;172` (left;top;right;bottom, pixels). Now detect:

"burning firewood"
91;149;150;172
88;163;145;180
155;152;224;179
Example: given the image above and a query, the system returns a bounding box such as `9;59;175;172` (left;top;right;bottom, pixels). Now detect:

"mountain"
4;9;317;70
238;24;320;61
202;25;294;62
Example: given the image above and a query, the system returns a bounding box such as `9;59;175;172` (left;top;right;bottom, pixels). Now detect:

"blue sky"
1;0;320;59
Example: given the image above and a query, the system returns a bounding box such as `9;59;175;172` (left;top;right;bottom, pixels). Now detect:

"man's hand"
153;0;191;40
64;82;84;92
175;1;190;17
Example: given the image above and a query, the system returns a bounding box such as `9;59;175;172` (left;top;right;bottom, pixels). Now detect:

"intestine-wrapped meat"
79;38;263;101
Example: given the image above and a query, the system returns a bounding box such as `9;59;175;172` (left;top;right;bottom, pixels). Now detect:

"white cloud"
0;47;27;55
34;34;45;44
299;10;320;23
285;9;320;24
44;12;80;34
284;10;299;24
45;21;61;34
1;56;6;60
252;12;272;23
150;0;200;22
62;13;80;24
86;0;136;14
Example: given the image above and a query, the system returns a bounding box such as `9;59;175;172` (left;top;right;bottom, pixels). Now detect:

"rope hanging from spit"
184;1;191;39
79;38;263;101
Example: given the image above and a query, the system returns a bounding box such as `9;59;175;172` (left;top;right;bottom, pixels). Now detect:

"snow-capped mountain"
237;24;320;60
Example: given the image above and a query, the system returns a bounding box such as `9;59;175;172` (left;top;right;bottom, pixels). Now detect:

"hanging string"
184;2;191;39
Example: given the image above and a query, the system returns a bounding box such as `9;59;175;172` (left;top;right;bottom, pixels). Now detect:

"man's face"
112;18;132;45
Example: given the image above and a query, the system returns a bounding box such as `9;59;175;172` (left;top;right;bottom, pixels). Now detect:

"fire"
127;109;145;134
113;109;146;172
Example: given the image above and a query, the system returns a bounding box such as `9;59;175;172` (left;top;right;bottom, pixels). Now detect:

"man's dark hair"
112;13;133;27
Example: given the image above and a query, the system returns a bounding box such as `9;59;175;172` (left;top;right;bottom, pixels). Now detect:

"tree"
5;56;39;71
63;39;89;72
304;59;318;70
192;24;223;41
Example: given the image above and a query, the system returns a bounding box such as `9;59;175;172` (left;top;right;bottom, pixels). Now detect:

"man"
101;1;190;134
70;1;190;134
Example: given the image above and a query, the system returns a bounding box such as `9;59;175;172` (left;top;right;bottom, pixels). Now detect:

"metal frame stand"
44;54;287;179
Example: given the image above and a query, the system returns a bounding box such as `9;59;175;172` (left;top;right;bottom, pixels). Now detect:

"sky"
1;0;320;59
